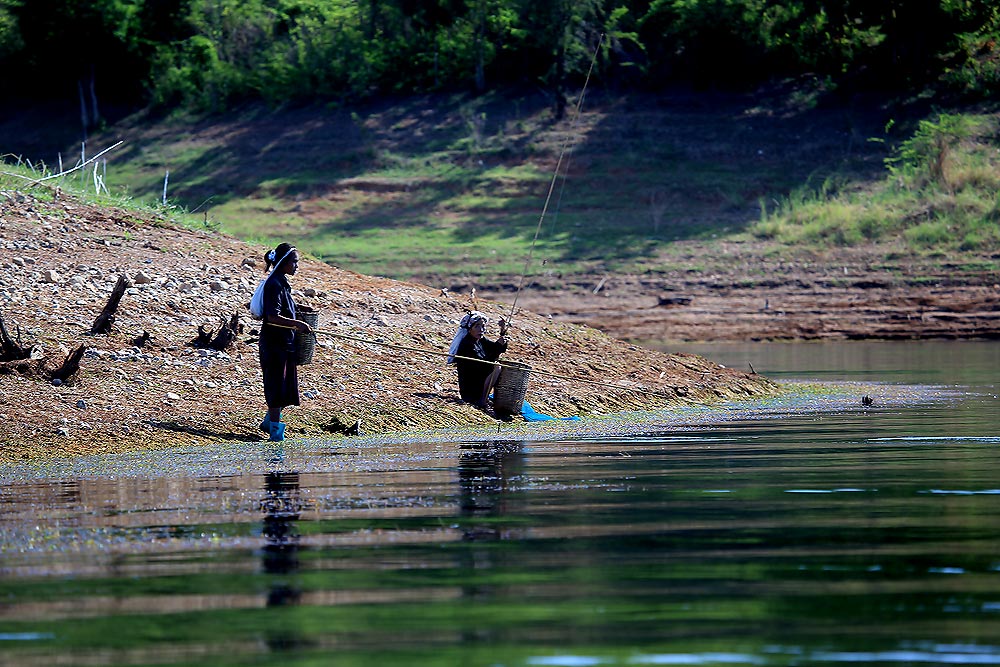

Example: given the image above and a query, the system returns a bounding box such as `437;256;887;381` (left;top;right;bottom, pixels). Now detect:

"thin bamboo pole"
267;322;691;400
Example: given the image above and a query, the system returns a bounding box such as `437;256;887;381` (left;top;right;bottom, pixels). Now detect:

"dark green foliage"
0;0;998;112
943;4;1000;99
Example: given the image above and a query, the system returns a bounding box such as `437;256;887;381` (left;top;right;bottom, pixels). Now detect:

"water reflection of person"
457;441;524;608
260;470;303;607
458;440;524;541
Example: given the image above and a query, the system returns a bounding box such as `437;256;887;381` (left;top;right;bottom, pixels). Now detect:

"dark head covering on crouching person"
259;242;312;441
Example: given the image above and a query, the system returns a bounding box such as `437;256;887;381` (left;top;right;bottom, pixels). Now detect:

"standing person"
259;243;312;442
447;311;509;408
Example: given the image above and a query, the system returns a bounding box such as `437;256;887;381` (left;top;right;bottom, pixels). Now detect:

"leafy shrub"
886;114;979;190
943;7;1000;99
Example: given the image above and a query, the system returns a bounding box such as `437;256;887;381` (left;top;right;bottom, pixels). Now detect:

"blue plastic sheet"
521;399;580;422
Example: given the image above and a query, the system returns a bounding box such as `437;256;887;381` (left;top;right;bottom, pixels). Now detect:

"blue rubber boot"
260;412;281;434
269;421;286;442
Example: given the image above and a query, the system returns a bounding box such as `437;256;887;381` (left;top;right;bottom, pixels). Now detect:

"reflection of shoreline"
260;471;302;607
458;440;524;541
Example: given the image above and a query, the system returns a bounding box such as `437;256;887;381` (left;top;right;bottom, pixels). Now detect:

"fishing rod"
269;322;692;400
506;33;605;326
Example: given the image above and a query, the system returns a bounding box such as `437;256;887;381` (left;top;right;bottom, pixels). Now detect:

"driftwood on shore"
133;330;152;348
91;274;132;335
191;312;242;351
0;310;32;362
0;310;87;384
0;310;45;377
50;344;87;384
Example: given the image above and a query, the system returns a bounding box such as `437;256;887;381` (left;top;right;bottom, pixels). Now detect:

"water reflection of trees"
457;440;525;612
459;440;525;537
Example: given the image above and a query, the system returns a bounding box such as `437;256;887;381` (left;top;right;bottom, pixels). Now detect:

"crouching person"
447;311;508;409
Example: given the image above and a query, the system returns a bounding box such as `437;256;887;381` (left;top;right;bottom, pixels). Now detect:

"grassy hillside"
5;86;998;289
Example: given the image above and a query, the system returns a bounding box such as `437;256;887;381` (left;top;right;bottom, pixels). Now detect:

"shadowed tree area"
2;0;999;119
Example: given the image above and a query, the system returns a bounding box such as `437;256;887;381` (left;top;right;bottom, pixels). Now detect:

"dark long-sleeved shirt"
455;334;507;403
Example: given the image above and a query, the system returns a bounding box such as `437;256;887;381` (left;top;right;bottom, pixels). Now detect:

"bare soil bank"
0;191;777;462
478;241;1000;342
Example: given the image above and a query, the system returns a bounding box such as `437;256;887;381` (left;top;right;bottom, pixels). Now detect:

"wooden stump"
0;356;44;378
0;311;85;383
91;274;132;335
0;310;31;361
192;312;242;351
133;331;152;349
49;344;88;384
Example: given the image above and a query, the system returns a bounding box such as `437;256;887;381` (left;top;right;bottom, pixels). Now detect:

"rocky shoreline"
0;190;778;463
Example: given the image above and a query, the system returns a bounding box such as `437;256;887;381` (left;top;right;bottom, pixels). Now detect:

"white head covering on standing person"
447;311;488;364
268;246;296;272
250;246;297;320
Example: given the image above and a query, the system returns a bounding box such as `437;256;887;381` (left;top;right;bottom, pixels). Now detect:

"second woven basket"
493;361;531;416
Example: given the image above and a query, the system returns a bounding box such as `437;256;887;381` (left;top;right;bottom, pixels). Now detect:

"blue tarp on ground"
521;399;581;422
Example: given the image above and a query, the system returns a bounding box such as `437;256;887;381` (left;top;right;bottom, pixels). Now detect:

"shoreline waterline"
0;380;959;482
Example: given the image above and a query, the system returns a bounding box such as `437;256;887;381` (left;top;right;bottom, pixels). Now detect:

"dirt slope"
0;189;777;462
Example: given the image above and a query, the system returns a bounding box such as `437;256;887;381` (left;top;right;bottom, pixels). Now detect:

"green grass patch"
73;93;875;282
752;112;1000;255
0;155;219;235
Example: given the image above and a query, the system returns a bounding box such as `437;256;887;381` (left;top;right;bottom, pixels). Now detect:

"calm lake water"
1;341;999;667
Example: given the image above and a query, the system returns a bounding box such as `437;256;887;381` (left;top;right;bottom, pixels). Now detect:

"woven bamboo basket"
494;361;531;416
295;311;320;365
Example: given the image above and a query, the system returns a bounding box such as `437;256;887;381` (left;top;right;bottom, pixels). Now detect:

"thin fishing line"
507;33;605;325
542;36;603;268
270;322;707;402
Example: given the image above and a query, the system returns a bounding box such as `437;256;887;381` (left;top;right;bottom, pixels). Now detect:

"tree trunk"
88;66;100;127
553;42;567;121
78;80;89;136
474;0;486;92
